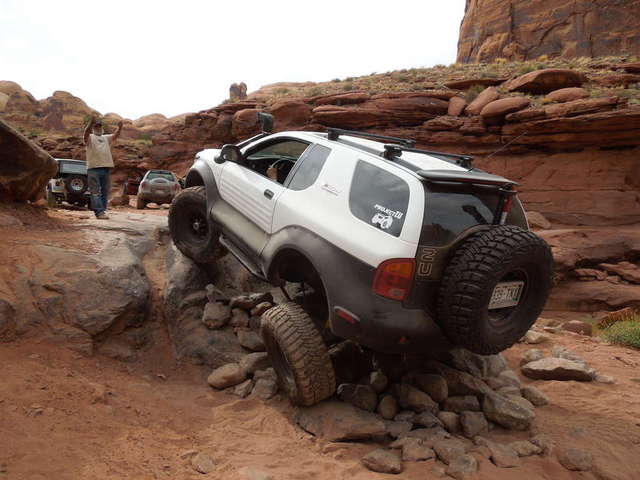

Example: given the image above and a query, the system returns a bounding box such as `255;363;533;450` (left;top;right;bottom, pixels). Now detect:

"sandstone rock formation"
457;0;640;63
0;117;57;202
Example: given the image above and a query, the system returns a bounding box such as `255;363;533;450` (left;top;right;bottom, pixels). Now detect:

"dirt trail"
1;205;640;480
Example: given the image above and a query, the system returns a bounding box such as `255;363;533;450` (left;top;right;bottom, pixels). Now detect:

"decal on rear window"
349;160;409;237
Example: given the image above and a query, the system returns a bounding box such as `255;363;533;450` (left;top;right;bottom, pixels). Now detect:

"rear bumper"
138;193;175;203
330;295;451;354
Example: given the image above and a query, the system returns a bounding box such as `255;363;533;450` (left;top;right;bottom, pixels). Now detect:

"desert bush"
342;82;354;91
465;84;485;102
601;315;640;349
305;86;323;97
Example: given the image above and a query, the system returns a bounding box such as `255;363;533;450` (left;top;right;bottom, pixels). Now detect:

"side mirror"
215;144;243;164
257;112;274;133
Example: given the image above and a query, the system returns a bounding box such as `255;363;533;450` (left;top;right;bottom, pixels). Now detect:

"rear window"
59;162;87;175
421;183;527;246
349;160;409;237
147;172;175;181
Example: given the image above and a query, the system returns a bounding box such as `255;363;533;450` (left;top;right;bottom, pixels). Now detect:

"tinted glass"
147;172;175;181
288;144;330;191
349;160;410;237
421;183;528;246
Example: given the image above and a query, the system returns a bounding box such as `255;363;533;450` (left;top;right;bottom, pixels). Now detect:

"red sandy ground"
1;205;639;480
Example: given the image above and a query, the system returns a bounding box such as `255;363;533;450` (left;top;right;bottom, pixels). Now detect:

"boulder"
482;392;535;430
269;100;312;130
562;320;593;336
394;384;439;414
526;211;552;230
385;420;413;439
369;370;388;393
337;383;378;412
0;117;57;202
505;69;587;94
594;73;640;87
445;454;478;480
522;330;549;344
510;440;542;457
546;87;589;103
543;96;620;118
377;394;398;420
599;261;640;284
424;360;493;397
438;412;461;433
295;401;386;441
231;108;260;139
447;96;467;116
475;438;521;468
207;363;246;389
191;452;215;474
400;438;435;462
614;63;640;74
433;438;468;465
230;308;250;328
520;349;545;366
558;447;593;471
414;411;444;429
361;449;402;474
574;268;607;281
413;373;448;403
459;411;489;438
465;87;500;115
423;115;463;131
521;358;595;381
237;330;265;351
444;78;506;90
233;379;254;398
480;97;531;122
521;386;549;407
239;352;271;376
250;378;277;400
443;396;480;413
447;349;507;378
314;92;371;106
202;301;231;329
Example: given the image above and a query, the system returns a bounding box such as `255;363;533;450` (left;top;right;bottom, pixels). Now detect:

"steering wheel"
269;158;296;170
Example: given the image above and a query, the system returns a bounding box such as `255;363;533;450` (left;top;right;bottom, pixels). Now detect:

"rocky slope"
457;0;640;63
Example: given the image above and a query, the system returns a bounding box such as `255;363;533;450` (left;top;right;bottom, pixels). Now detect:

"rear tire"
168;186;226;263
261;303;336;406
436;225;553;355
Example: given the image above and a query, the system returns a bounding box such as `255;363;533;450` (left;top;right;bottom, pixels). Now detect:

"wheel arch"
184;160;220;213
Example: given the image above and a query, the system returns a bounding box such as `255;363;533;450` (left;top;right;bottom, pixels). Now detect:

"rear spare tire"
168;186;226;263
64;175;88;195
261;303;336;406
436;225;553;355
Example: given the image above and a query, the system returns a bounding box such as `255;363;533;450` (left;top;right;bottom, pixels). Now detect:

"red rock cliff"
457;0;640;63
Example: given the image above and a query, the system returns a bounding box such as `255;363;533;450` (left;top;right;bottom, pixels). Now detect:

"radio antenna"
485;130;528;160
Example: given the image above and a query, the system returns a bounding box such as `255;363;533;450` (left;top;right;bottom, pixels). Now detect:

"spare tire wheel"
64;175;88;194
436;225;554;355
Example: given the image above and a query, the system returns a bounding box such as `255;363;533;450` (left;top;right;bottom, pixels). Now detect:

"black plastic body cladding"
262;227;450;354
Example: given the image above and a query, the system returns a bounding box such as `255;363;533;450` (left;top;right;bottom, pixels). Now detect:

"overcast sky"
1;0;466;120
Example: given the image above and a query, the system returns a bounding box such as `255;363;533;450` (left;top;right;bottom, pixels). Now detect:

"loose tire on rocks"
261;302;336;406
436;225;553;355
168;186;226;263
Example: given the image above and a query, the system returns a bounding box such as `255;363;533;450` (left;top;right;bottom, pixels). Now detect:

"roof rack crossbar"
383;144;473;169
327;128;416;147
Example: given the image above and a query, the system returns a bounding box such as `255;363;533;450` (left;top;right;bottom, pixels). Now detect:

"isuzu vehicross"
169;113;554;406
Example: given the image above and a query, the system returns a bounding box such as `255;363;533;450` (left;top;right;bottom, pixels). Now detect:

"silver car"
136;169;181;209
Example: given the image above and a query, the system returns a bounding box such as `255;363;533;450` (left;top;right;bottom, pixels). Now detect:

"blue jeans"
87;167;111;216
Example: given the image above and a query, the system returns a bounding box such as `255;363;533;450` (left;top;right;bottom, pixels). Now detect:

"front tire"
436;225;553;355
168;186;226;264
261;303;336;406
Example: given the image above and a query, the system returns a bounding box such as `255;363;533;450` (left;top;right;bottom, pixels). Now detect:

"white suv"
169;113;554;406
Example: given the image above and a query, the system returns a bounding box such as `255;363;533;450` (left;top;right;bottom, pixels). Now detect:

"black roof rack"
326;128;416;147
383;145;473;169
326;127;473;169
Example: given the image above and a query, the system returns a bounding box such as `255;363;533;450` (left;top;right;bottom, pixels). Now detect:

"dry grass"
600;315;640;349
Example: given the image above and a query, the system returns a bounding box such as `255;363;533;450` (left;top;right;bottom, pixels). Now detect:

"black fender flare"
184;159;219;213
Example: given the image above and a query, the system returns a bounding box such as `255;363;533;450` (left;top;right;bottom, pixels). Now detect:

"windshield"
147;172;175;181
421;183;527;246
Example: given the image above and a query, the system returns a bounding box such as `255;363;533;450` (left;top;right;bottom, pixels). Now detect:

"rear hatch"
144;172;176;195
404;170;528;309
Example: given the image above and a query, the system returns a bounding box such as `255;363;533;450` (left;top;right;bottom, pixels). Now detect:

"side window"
287;144;330;191
244;139;309;184
349;160;410;237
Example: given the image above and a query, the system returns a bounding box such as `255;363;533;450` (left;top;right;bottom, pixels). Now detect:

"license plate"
489;281;524;309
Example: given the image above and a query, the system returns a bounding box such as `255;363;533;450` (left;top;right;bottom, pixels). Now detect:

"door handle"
264;189;274;199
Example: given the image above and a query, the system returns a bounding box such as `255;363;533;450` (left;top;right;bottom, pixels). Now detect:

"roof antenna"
484;130;528;176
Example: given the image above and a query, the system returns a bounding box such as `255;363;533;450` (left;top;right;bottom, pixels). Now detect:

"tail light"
373;258;415;301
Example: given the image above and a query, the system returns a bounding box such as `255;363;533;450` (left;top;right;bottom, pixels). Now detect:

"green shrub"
465;84;485;102
342;82;354;91
305;86;323;97
601;318;640;349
